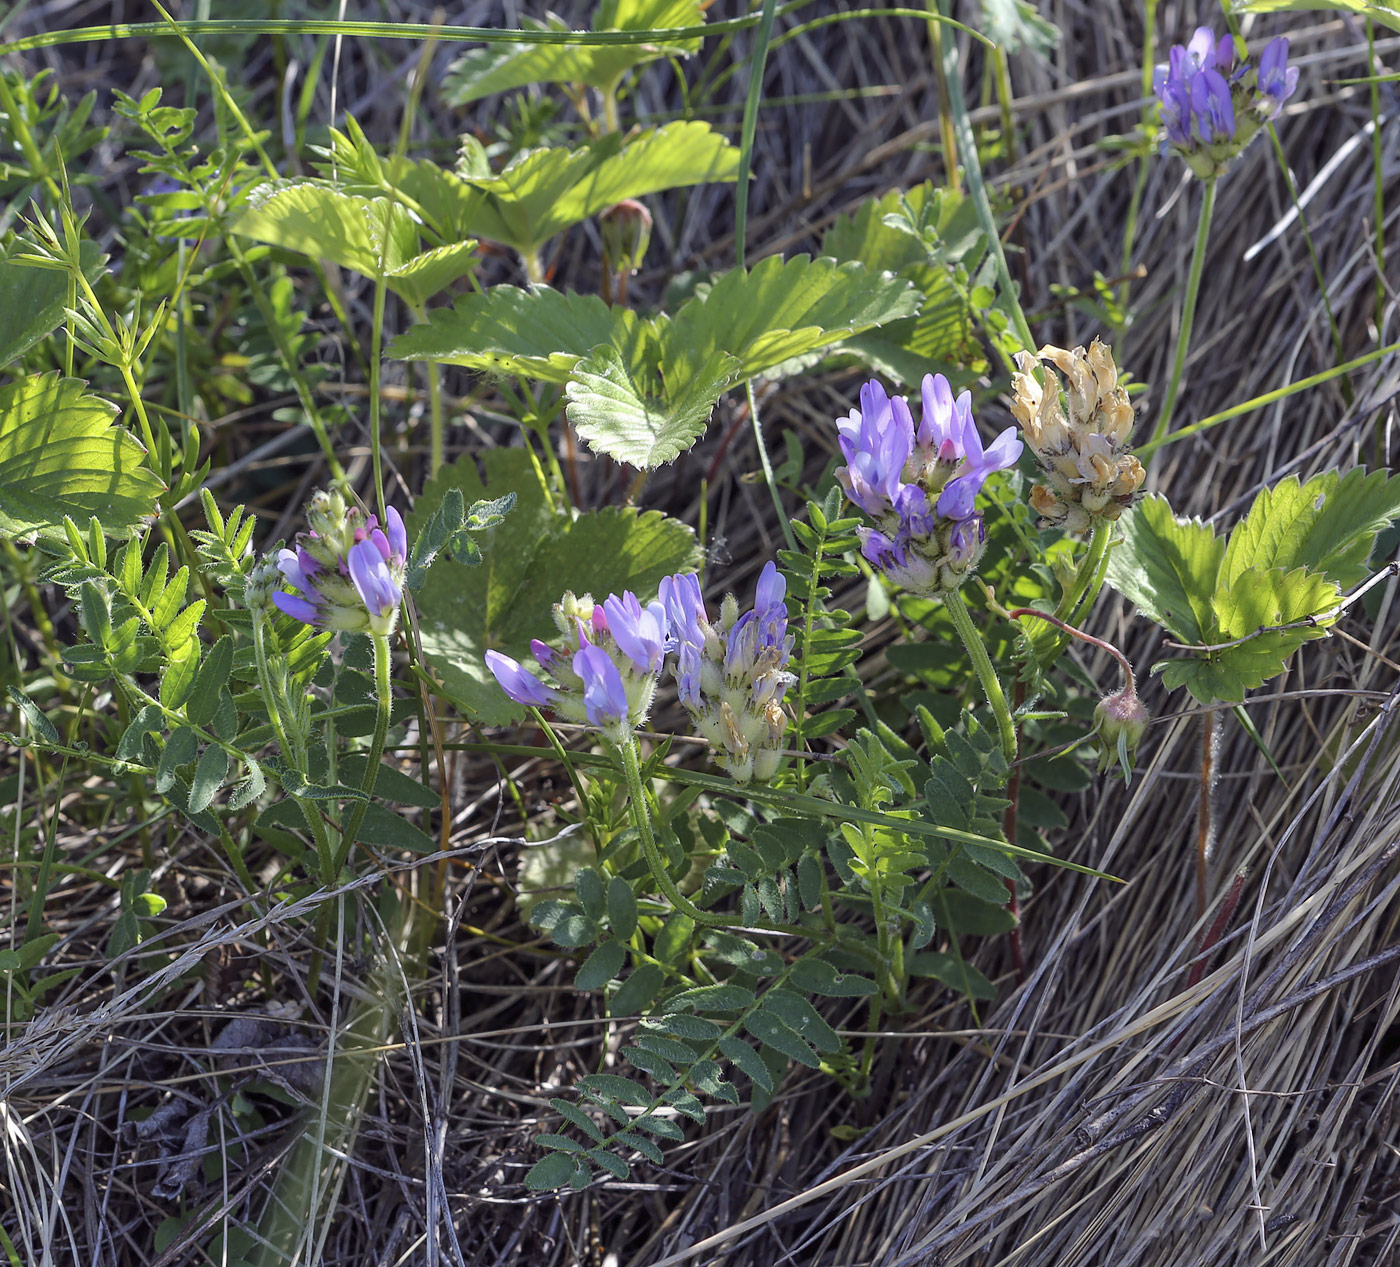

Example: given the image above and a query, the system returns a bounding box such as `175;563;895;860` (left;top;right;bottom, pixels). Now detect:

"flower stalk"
1151;176;1216;448
944;588;1017;768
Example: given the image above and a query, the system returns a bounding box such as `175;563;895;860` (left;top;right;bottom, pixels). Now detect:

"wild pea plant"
2;3;1397;1220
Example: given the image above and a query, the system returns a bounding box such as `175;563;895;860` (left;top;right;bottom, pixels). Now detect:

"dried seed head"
1011;338;1145;534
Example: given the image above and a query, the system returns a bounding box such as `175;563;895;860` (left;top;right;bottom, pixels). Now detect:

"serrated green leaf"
390;285;644;381
448;122;739;255
566;343;741;469
1160;565;1339;704
383;240;478;308
668;254;920;381
409;450;699;723
820;183;986;385
442;0;703;104
1107;495;1223;644
1221;468;1400;593
233;182;420;290
0;374;164;540
0;239;107;369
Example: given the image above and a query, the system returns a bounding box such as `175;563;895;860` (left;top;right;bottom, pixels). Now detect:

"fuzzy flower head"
270;488;407;636
833;374;1021;598
1010;339;1145;534
485;588;670;740
1154;29;1299;178
658;563;794;785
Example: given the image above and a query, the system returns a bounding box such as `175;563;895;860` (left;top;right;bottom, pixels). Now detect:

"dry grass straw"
2;2;1398;1264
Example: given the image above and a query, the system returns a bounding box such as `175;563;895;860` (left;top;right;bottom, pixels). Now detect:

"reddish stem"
1006;607;1137;696
1187;863;1245;988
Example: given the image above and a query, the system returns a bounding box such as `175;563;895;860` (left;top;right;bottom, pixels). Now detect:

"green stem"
617;735;796;933
426;357;445;477
1150;177;1216;448
747;380;797;554
1114;0;1157;337
732;0;780;267
1055;518;1112;625
937;0;1035;357
944;588;1016;768
333;632;393;875
369;271;389;521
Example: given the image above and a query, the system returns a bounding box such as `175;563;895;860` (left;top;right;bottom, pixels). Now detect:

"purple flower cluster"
660;563;794;784
485;566;795;782
270;490;406;637
486;589;670;736
835;374;1021;597
1154;29;1299;177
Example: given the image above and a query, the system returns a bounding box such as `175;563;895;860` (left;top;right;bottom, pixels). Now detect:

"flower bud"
1094;688;1150;778
599;199;653;277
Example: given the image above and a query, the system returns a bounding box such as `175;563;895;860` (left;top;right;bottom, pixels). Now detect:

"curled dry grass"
2;2;1398;1264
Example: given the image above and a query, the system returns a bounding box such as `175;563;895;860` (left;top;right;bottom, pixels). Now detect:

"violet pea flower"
485;649;556;708
573;642;631;730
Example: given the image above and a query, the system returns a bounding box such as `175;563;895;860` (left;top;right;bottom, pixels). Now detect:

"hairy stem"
944;588;1017;768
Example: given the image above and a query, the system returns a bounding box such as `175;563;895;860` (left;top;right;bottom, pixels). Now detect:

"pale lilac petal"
273;592;320;625
348;540;400;616
573;643;630;727
385;506;407;560
486;650;554;707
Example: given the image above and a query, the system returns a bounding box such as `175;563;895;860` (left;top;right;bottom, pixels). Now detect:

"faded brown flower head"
1011;338;1145;534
